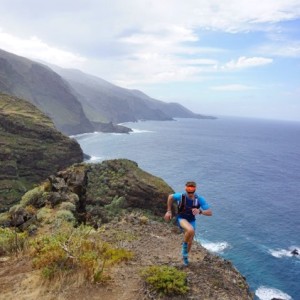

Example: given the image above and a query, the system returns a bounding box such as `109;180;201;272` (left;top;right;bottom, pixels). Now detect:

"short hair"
185;181;196;187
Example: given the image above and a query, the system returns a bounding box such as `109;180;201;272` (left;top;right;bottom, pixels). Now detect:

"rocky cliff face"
0;159;172;227
0;93;83;212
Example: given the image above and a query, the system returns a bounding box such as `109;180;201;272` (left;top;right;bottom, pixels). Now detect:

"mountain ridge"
50;64;215;123
0;48;215;136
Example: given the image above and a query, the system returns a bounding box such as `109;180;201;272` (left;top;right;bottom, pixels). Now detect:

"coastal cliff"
0;160;253;299
0;48;215;136
0;93;83;212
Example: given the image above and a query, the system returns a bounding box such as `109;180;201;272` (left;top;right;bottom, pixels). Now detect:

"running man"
164;181;212;265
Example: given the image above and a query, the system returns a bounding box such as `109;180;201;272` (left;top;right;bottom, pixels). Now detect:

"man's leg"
179;219;195;265
187;220;196;252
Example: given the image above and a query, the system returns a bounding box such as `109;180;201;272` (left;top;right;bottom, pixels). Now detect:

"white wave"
255;286;292;300
130;128;154;134
87;156;103;163
201;241;231;254
269;246;300;259
70;131;99;139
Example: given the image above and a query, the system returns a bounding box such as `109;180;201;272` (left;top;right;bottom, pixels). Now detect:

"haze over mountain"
0;48;214;135
49;65;214;124
0;49;93;135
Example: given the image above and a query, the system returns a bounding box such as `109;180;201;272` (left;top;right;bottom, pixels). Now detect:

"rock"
9;205;30;227
85;159;173;219
291;249;299;255
91;121;132;133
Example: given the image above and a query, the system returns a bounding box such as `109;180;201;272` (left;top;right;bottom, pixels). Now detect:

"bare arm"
202;208;212;216
191;208;212;216
164;194;174;222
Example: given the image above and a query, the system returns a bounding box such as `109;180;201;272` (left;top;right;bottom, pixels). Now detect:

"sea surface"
73;117;300;300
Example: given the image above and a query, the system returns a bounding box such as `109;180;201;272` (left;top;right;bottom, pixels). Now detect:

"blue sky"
0;0;300;121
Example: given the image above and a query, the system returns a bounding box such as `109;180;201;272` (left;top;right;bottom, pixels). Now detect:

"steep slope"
0;49;94;135
50;66;215;123
49;67;172;123
0;93;83;212
130;89;216;119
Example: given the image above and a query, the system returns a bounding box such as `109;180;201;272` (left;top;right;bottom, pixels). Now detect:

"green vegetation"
30;223;133;282
0;227;28;255
55;209;76;224
20;186;44;207
0;93;83;211
141;265;189;296
104;196;125;217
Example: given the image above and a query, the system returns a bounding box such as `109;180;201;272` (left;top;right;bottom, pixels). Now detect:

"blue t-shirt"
173;192;210;221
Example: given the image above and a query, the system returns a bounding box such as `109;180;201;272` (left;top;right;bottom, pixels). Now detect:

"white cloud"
0;0;298;87
223;56;273;70
0;28;86;68
120;25;198;46
258;41;300;57
211;84;255;91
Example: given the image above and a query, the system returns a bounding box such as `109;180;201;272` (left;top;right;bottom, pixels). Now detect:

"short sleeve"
199;196;210;210
172;193;182;204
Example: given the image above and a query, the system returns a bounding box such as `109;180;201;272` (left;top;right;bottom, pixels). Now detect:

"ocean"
73;117;300;300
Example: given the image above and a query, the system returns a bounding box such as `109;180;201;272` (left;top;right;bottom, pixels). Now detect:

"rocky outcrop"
91;121;132;133
0;93;83;212
0;159;172;228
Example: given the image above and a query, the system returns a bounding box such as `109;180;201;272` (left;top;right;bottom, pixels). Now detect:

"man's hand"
192;208;201;215
164;211;172;222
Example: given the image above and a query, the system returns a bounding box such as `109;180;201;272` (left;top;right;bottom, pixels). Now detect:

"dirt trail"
0;218;253;300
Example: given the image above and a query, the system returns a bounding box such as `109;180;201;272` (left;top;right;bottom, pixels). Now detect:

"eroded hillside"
0;93;83;211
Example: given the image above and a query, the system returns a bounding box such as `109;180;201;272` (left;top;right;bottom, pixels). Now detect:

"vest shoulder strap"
178;193;186;213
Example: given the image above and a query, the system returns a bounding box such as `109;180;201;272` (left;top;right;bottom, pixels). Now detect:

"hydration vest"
178;193;200;213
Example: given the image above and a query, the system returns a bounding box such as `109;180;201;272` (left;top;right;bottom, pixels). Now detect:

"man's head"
185;181;196;194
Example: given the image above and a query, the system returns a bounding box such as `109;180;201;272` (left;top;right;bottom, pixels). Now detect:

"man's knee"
186;227;195;236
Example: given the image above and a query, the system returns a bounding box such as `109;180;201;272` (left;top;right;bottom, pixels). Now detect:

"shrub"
104;196;125;217
0;227;28;255
59;202;76;212
20;186;44;207
30;224;133;283
0;212;11;227
141;265;189;296
41;180;52;192
36;207;53;223
25;205;37;215
55;209;76;224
